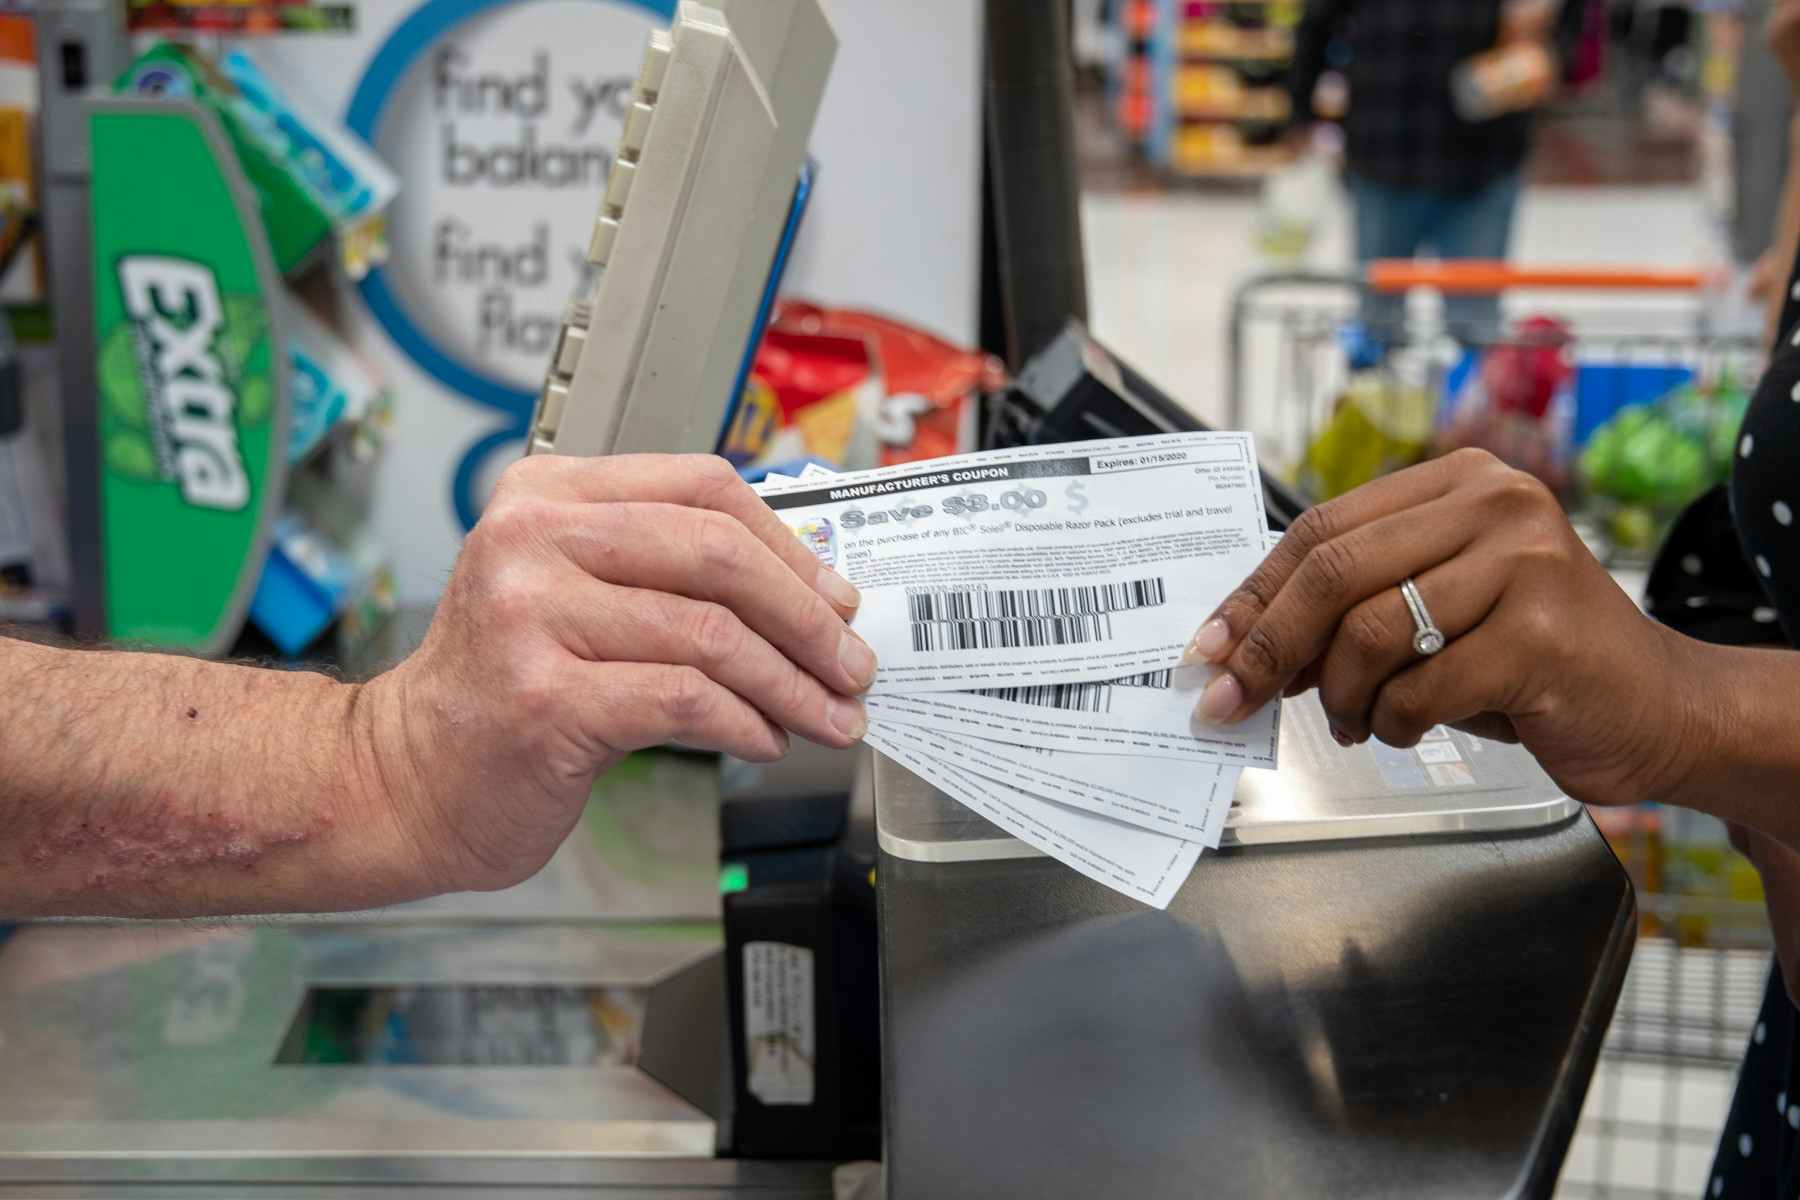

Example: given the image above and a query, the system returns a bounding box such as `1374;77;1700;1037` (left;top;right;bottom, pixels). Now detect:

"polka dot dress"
1647;250;1800;1198
1703;970;1793;1197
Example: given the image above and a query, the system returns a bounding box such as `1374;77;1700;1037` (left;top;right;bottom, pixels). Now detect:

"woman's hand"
1183;449;1704;808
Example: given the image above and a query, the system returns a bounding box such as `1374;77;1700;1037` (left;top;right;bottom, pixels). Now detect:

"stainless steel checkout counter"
0;689;1633;1198
876;694;1635;1199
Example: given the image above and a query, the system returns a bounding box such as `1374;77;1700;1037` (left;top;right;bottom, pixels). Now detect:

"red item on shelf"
768;301;1005;466
753;328;872;422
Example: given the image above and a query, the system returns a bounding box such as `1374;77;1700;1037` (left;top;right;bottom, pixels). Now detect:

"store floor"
1079;180;1759;1199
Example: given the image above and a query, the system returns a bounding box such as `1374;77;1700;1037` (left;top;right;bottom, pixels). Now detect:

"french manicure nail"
817;568;861;611
1195;672;1243;725
1330;726;1353;748
828;695;868;740
839;629;879;690
1181;618;1231;666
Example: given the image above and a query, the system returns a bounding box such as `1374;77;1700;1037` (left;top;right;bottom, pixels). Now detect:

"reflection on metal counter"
873;704;1634;1198
0;750;830;1195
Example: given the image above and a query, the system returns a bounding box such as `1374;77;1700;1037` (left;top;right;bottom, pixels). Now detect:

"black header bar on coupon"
760;457;1095;510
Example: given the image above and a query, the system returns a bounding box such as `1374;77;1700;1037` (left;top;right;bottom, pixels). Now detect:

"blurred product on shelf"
721;302;1001;476
125;1;355;35
281;296;390;466
114;42;397;278
248;508;393;659
0;107;37;307
1590;804;1767;947
249;468;395;660
0;14;37;310
1108;0;1302;178
724;326;882;472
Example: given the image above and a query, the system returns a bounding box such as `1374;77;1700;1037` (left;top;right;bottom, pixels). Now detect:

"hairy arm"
0;453;874;921
0;635;418;918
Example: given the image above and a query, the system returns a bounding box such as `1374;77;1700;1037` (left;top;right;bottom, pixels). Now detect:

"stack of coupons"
753;433;1280;908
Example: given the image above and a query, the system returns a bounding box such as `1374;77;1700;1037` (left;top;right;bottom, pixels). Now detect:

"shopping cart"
1227;262;1765;562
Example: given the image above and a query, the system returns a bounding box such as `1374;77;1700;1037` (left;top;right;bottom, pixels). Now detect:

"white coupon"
864;725;1202;909
866;663;1280;767
757;433;1271;694
869;715;1238;847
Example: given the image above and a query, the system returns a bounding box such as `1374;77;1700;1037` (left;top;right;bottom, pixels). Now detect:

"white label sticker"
1427;762;1476;788
743;941;815;1106
1415;740;1463;765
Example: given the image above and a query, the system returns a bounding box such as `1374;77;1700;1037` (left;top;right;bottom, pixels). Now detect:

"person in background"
1748;0;1800;345
1285;0;1588;336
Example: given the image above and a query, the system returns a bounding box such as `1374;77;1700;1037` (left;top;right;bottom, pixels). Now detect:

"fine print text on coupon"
759;435;1267;694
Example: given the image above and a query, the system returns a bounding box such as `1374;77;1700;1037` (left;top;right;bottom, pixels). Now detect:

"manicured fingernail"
817;568;861;610
1181;618;1231;666
839;630;878;690
1195;672;1243;724
1330;726;1353;748
828;695;868;740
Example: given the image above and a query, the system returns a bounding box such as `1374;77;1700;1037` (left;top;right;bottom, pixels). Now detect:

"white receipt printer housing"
529;0;837;459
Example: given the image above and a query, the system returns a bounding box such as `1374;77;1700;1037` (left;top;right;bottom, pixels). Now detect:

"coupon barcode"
906;578;1168;653
907;578;1168;623
910;612;1113;652
972;670;1174;713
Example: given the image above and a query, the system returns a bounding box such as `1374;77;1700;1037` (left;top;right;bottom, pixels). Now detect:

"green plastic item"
1298;372;1434;501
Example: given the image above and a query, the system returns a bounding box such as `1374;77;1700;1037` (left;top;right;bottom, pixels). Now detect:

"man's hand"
357;453;874;894
1182;449;1703;809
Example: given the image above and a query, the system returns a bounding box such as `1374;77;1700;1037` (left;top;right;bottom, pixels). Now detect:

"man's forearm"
0;636;423;917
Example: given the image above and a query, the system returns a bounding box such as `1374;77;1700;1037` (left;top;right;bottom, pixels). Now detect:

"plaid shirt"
1287;0;1585;193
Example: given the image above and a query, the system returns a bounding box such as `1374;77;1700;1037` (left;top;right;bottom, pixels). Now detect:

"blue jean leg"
1349;170;1524;341
1349;173;1435;337
1423;170;1522;338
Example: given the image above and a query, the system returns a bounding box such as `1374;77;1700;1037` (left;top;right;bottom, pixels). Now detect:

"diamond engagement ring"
1399;577;1445;656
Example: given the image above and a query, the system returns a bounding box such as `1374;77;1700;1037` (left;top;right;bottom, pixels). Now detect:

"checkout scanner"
0;1;1634;1196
